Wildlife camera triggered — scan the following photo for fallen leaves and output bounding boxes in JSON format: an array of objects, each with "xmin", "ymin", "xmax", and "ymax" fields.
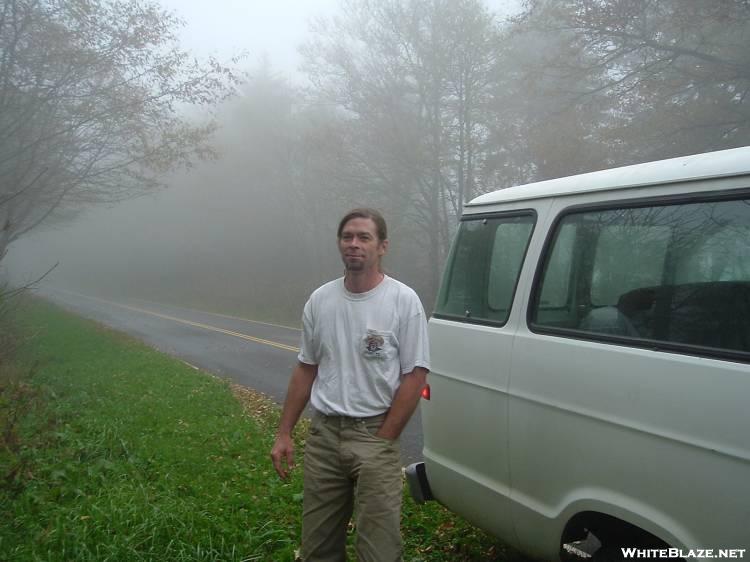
[{"xmin": 230, "ymin": 384, "xmax": 277, "ymax": 425}]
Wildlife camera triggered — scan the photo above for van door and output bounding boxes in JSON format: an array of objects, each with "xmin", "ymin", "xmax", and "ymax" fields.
[{"xmin": 422, "ymin": 211, "xmax": 536, "ymax": 540}]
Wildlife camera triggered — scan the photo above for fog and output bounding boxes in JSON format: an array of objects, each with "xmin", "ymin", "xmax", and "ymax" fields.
[{"xmin": 3, "ymin": 0, "xmax": 749, "ymax": 324}]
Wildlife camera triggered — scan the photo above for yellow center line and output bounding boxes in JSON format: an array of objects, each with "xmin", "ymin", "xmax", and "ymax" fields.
[
  {"xmin": 59, "ymin": 290, "xmax": 300, "ymax": 353},
  {"xmin": 130, "ymin": 297, "xmax": 301, "ymax": 332}
]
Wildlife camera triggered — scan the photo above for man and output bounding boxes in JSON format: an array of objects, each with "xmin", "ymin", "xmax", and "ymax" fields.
[{"xmin": 270, "ymin": 208, "xmax": 430, "ymax": 562}]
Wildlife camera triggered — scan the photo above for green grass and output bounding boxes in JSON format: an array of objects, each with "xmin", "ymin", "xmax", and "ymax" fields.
[{"xmin": 0, "ymin": 297, "xmax": 527, "ymax": 561}]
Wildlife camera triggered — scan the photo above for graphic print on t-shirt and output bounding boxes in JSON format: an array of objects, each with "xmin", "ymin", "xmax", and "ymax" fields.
[{"xmin": 363, "ymin": 329, "xmax": 386, "ymax": 359}]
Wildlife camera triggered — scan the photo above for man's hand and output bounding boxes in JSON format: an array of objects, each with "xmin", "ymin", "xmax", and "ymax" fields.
[
  {"xmin": 270, "ymin": 362, "xmax": 317, "ymax": 480},
  {"xmin": 271, "ymin": 433, "xmax": 295, "ymax": 480}
]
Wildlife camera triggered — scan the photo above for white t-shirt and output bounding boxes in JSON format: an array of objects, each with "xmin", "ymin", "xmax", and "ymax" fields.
[{"xmin": 298, "ymin": 275, "xmax": 431, "ymax": 417}]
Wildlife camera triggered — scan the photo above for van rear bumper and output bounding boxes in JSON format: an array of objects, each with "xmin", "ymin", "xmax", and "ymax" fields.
[{"xmin": 405, "ymin": 462, "xmax": 434, "ymax": 504}]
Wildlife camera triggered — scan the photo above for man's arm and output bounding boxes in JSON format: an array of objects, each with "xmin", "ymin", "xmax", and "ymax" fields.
[
  {"xmin": 376, "ymin": 367, "xmax": 428, "ymax": 441},
  {"xmin": 270, "ymin": 361, "xmax": 318, "ymax": 480}
]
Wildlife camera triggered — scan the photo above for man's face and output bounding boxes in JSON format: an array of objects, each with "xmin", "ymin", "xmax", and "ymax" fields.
[{"xmin": 338, "ymin": 217, "xmax": 388, "ymax": 273}]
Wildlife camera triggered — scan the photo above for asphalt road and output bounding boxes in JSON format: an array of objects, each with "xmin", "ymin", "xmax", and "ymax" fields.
[{"xmin": 38, "ymin": 287, "xmax": 425, "ymax": 465}]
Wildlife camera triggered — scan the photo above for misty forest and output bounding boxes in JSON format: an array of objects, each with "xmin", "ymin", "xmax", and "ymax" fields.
[{"xmin": 2, "ymin": 0, "xmax": 749, "ymax": 323}]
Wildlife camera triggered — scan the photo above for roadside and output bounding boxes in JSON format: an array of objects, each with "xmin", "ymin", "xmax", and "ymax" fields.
[
  {"xmin": 35, "ymin": 286, "xmax": 426, "ymax": 466},
  {"xmin": 0, "ymin": 296, "xmax": 527, "ymax": 561}
]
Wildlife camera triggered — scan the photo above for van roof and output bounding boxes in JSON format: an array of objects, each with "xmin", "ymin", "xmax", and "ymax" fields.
[{"xmin": 467, "ymin": 145, "xmax": 750, "ymax": 208}]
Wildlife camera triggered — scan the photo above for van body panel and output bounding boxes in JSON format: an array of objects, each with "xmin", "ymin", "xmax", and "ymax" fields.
[
  {"xmin": 422, "ymin": 318, "xmax": 515, "ymax": 539},
  {"xmin": 420, "ymin": 452, "xmax": 523, "ymax": 551},
  {"xmin": 509, "ymin": 331, "xmax": 750, "ymax": 553}
]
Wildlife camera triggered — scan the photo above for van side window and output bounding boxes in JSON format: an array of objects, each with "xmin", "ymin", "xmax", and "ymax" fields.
[
  {"xmin": 436, "ymin": 214, "xmax": 535, "ymax": 325},
  {"xmin": 538, "ymin": 223, "xmax": 576, "ymax": 308},
  {"xmin": 531, "ymin": 197, "xmax": 750, "ymax": 356},
  {"xmin": 590, "ymin": 223, "xmax": 670, "ymax": 306}
]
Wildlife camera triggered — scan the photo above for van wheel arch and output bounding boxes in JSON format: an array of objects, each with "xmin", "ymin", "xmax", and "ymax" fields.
[{"xmin": 560, "ymin": 511, "xmax": 672, "ymax": 561}]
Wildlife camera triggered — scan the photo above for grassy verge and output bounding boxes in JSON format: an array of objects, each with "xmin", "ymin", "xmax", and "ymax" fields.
[{"xmin": 0, "ymin": 297, "xmax": 527, "ymax": 561}]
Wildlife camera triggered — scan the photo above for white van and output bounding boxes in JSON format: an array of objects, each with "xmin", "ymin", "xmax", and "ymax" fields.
[{"xmin": 407, "ymin": 147, "xmax": 750, "ymax": 561}]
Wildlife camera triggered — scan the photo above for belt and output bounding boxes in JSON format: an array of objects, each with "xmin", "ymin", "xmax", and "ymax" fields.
[{"xmin": 315, "ymin": 411, "xmax": 388, "ymax": 424}]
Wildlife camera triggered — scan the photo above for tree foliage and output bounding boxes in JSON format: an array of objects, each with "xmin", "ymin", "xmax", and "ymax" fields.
[
  {"xmin": 0, "ymin": 0, "xmax": 239, "ymax": 264},
  {"xmin": 517, "ymin": 0, "xmax": 750, "ymax": 163}
]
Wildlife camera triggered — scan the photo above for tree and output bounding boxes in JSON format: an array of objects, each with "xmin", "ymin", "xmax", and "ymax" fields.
[
  {"xmin": 0, "ymin": 0, "xmax": 239, "ymax": 266},
  {"xmin": 482, "ymin": 14, "xmax": 619, "ymax": 184},
  {"xmin": 301, "ymin": 0, "xmax": 502, "ymax": 300},
  {"xmin": 516, "ymin": 0, "xmax": 750, "ymax": 163}
]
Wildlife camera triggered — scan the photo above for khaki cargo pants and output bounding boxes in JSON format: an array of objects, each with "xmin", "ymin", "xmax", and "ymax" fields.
[{"xmin": 301, "ymin": 411, "xmax": 403, "ymax": 562}]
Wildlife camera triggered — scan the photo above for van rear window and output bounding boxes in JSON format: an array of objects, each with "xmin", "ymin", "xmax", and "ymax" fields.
[
  {"xmin": 531, "ymin": 196, "xmax": 750, "ymax": 357},
  {"xmin": 435, "ymin": 214, "xmax": 535, "ymax": 325}
]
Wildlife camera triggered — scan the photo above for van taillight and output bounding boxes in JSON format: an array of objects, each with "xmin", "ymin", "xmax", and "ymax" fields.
[{"xmin": 421, "ymin": 384, "xmax": 431, "ymax": 400}]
